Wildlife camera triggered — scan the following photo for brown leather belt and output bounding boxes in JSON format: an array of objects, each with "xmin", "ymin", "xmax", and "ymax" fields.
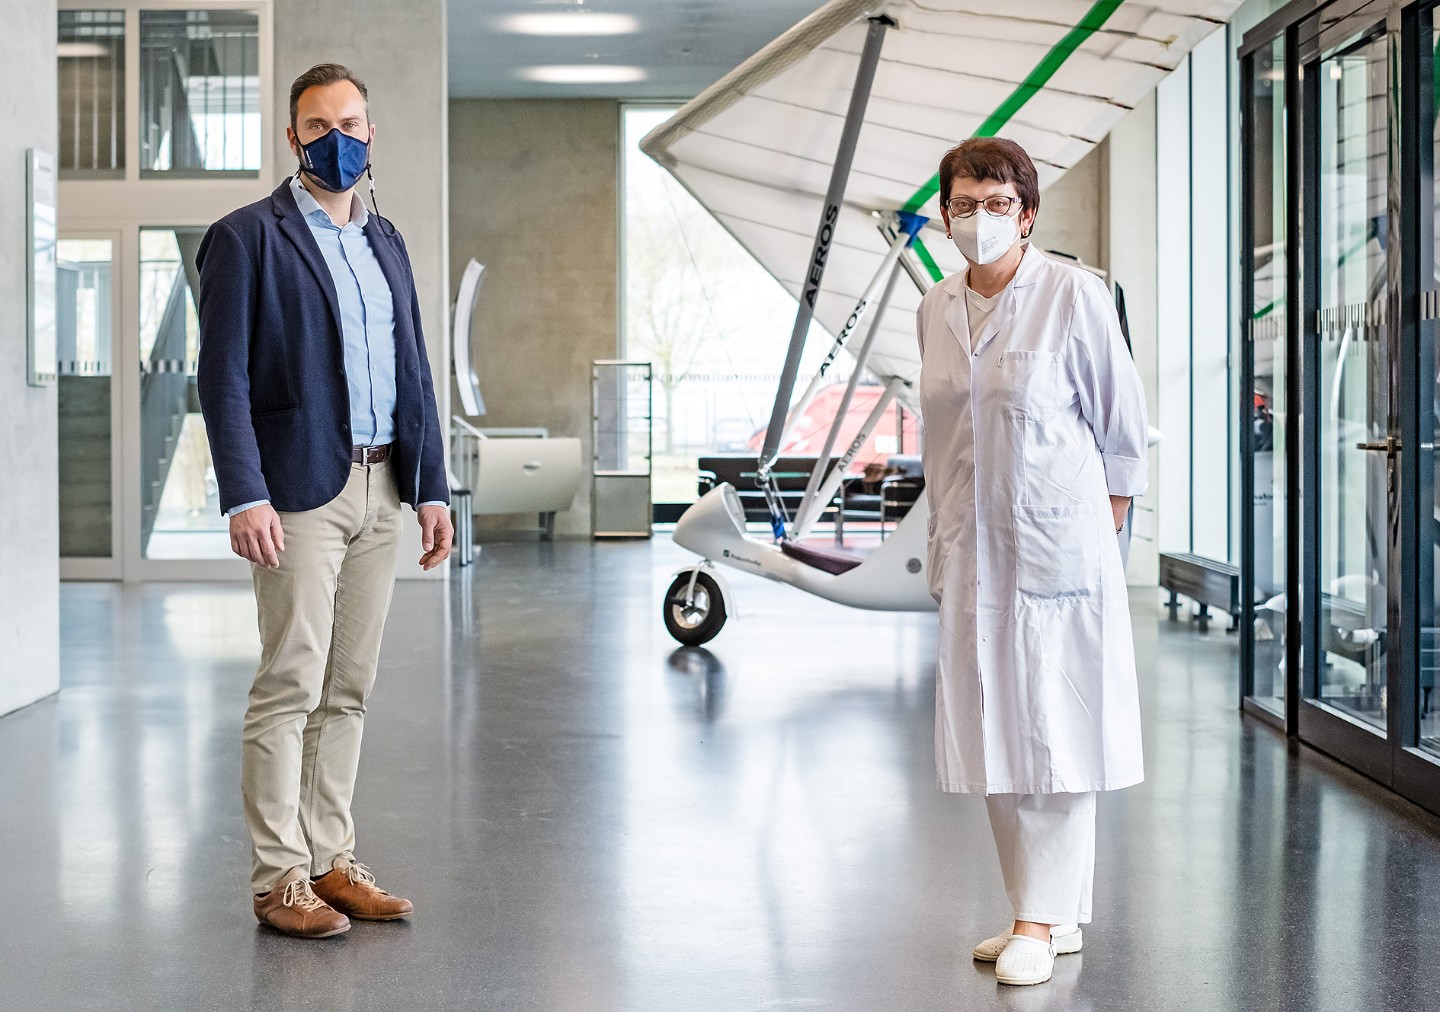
[{"xmin": 352, "ymin": 444, "xmax": 392, "ymax": 464}]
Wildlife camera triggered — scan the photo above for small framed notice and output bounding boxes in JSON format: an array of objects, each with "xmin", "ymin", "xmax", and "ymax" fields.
[{"xmin": 27, "ymin": 149, "xmax": 57, "ymax": 387}]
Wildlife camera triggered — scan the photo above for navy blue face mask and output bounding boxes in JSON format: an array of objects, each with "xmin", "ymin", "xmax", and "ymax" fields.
[{"xmin": 297, "ymin": 127, "xmax": 370, "ymax": 192}]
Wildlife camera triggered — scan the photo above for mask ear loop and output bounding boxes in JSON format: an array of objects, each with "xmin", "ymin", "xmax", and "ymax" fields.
[{"xmin": 366, "ymin": 165, "xmax": 396, "ymax": 235}]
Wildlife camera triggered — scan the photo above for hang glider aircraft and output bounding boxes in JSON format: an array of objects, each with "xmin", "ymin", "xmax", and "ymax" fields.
[{"xmin": 645, "ymin": 0, "xmax": 1240, "ymax": 645}]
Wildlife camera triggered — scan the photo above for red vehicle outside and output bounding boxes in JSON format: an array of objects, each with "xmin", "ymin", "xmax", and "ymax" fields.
[{"xmin": 747, "ymin": 385, "xmax": 919, "ymax": 474}]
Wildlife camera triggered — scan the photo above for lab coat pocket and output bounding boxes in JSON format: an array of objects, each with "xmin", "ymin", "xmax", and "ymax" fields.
[
  {"xmin": 1011, "ymin": 503, "xmax": 1099, "ymax": 600},
  {"xmin": 997, "ymin": 350, "xmax": 1063, "ymax": 419}
]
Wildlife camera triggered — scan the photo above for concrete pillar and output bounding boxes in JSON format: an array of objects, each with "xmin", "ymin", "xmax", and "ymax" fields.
[
  {"xmin": 273, "ymin": 0, "xmax": 450, "ymax": 577},
  {"xmin": 448, "ymin": 99, "xmax": 621, "ymax": 538},
  {"xmin": 0, "ymin": 0, "xmax": 61, "ymax": 715},
  {"xmin": 1030, "ymin": 144, "xmax": 1105, "ymax": 271}
]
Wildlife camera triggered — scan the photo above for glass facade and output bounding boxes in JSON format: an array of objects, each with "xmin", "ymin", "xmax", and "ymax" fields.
[
  {"xmin": 1420, "ymin": 21, "xmax": 1440, "ymax": 757},
  {"xmin": 1242, "ymin": 0, "xmax": 1440, "ymax": 814}
]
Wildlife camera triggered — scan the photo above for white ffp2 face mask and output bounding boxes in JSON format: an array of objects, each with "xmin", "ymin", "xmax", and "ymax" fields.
[{"xmin": 950, "ymin": 211, "xmax": 1021, "ymax": 266}]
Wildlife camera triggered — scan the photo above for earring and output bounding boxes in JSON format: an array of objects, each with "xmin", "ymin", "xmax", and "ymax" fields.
[{"xmin": 946, "ymin": 232, "xmax": 952, "ymax": 239}]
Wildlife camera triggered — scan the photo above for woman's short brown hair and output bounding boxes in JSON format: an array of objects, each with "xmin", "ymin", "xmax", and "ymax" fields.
[{"xmin": 937, "ymin": 138, "xmax": 1040, "ymax": 215}]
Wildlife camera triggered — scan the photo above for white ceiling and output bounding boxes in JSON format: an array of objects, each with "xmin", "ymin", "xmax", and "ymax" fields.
[{"xmin": 447, "ymin": 0, "xmax": 830, "ymax": 99}]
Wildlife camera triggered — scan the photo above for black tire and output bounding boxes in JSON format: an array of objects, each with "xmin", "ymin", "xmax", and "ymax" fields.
[{"xmin": 663, "ymin": 571, "xmax": 727, "ymax": 646}]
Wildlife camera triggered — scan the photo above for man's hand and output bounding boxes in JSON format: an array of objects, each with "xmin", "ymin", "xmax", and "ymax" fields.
[
  {"xmin": 231, "ymin": 504, "xmax": 285, "ymax": 568},
  {"xmin": 1110, "ymin": 495, "xmax": 1132, "ymax": 533},
  {"xmin": 418, "ymin": 504, "xmax": 453, "ymax": 571}
]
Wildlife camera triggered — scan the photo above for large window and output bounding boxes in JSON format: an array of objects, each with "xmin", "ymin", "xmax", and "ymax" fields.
[
  {"xmin": 623, "ymin": 106, "xmax": 912, "ymax": 511},
  {"xmin": 58, "ymin": 10, "xmax": 126, "ymax": 176},
  {"xmin": 58, "ymin": 7, "xmax": 262, "ymax": 179},
  {"xmin": 139, "ymin": 9, "xmax": 261, "ymax": 175},
  {"xmin": 58, "ymin": 3, "xmax": 270, "ymax": 578}
]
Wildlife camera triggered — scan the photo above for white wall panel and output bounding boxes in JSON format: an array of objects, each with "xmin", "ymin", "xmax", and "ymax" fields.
[
  {"xmin": 1156, "ymin": 59, "xmax": 1193, "ymax": 555},
  {"xmin": 1107, "ymin": 94, "xmax": 1160, "ymax": 586},
  {"xmin": 1190, "ymin": 29, "xmax": 1232, "ymax": 561}
]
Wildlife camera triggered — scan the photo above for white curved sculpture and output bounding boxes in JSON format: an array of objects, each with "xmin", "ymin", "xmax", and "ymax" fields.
[{"xmin": 453, "ymin": 258, "xmax": 486, "ymax": 417}]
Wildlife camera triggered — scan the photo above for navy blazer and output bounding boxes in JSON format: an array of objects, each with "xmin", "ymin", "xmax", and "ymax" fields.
[{"xmin": 196, "ymin": 179, "xmax": 448, "ymax": 514}]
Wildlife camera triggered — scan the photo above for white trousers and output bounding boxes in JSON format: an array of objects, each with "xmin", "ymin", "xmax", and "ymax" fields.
[{"xmin": 985, "ymin": 791, "xmax": 1096, "ymax": 926}]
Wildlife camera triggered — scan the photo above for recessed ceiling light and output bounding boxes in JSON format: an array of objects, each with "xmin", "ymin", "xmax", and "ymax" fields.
[
  {"xmin": 497, "ymin": 12, "xmax": 640, "ymax": 36},
  {"xmin": 518, "ymin": 65, "xmax": 648, "ymax": 84}
]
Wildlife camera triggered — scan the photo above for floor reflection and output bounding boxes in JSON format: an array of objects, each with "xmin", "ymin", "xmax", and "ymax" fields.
[
  {"xmin": 665, "ymin": 646, "xmax": 727, "ymax": 723},
  {"xmin": 4, "ymin": 543, "xmax": 1440, "ymax": 1008}
]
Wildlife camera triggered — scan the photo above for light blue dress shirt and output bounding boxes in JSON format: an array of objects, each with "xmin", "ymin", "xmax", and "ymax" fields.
[
  {"xmin": 230, "ymin": 177, "xmax": 442, "ymax": 515},
  {"xmin": 292, "ymin": 174, "xmax": 397, "ymax": 447}
]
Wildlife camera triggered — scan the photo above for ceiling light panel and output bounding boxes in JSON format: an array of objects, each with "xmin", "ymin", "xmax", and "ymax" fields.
[
  {"xmin": 518, "ymin": 65, "xmax": 648, "ymax": 84},
  {"xmin": 497, "ymin": 12, "xmax": 640, "ymax": 36}
]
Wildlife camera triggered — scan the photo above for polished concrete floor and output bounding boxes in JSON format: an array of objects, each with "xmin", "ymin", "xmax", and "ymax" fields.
[{"xmin": 5, "ymin": 540, "xmax": 1440, "ymax": 1010}]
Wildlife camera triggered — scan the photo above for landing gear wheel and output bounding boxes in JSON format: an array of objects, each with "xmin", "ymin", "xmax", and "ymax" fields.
[{"xmin": 664, "ymin": 571, "xmax": 727, "ymax": 646}]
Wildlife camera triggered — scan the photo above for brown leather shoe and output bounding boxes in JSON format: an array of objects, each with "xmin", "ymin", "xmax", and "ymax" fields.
[
  {"xmin": 253, "ymin": 870, "xmax": 350, "ymax": 938},
  {"xmin": 311, "ymin": 855, "xmax": 414, "ymax": 921}
]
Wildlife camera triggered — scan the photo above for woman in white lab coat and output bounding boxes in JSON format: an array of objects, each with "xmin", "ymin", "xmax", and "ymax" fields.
[{"xmin": 915, "ymin": 138, "xmax": 1149, "ymax": 987}]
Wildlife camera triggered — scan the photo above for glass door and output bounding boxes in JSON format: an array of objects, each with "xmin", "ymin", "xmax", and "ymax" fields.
[
  {"xmin": 137, "ymin": 226, "xmax": 232, "ymax": 561},
  {"xmin": 1242, "ymin": 34, "xmax": 1291, "ymax": 721},
  {"xmin": 1296, "ymin": 19, "xmax": 1397, "ymax": 783},
  {"xmin": 57, "ymin": 233, "xmax": 121, "ymax": 579},
  {"xmin": 1396, "ymin": 3, "xmax": 1440, "ymax": 807},
  {"xmin": 1310, "ymin": 29, "xmax": 1391, "ymax": 731}
]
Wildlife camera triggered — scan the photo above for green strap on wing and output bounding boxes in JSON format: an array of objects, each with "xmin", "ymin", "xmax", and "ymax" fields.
[{"xmin": 901, "ymin": 0, "xmax": 1128, "ymax": 282}]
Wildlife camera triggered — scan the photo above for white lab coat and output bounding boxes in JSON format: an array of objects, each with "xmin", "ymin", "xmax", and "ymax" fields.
[{"xmin": 916, "ymin": 245, "xmax": 1148, "ymax": 795}]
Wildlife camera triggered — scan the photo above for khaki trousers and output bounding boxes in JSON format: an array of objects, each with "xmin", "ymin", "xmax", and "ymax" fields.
[
  {"xmin": 985, "ymin": 791, "xmax": 1097, "ymax": 926},
  {"xmin": 242, "ymin": 460, "xmax": 402, "ymax": 893}
]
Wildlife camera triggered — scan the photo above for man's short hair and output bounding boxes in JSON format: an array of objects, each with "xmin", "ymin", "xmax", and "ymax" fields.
[
  {"xmin": 937, "ymin": 137, "xmax": 1040, "ymax": 216},
  {"xmin": 289, "ymin": 63, "xmax": 368, "ymax": 131}
]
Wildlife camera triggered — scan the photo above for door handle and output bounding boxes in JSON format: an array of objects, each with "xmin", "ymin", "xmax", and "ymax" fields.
[{"xmin": 1356, "ymin": 436, "xmax": 1401, "ymax": 454}]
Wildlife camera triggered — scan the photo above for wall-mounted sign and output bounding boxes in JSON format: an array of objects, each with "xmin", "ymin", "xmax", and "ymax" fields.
[{"xmin": 28, "ymin": 149, "xmax": 57, "ymax": 387}]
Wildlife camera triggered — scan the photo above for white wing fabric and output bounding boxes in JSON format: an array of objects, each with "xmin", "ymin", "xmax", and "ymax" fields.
[{"xmin": 641, "ymin": 0, "xmax": 1241, "ymax": 409}]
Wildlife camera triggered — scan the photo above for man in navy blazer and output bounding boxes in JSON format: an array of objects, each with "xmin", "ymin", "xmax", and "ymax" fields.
[{"xmin": 197, "ymin": 63, "xmax": 452, "ymax": 939}]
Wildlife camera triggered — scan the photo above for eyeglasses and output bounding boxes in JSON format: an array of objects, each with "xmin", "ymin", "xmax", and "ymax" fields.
[{"xmin": 945, "ymin": 195, "xmax": 1023, "ymax": 219}]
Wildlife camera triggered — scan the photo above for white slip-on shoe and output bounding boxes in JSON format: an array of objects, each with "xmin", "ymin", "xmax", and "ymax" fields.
[
  {"xmin": 994, "ymin": 934, "xmax": 1055, "ymax": 986},
  {"xmin": 973, "ymin": 925, "xmax": 1082, "ymax": 962}
]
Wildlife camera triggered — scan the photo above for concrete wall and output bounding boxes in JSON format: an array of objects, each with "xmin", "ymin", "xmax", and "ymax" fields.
[
  {"xmin": 448, "ymin": 99, "xmax": 621, "ymax": 538},
  {"xmin": 1030, "ymin": 144, "xmax": 1104, "ymax": 271},
  {"xmin": 0, "ymin": 0, "xmax": 60, "ymax": 715},
  {"xmin": 1027, "ymin": 135, "xmax": 1157, "ymax": 586},
  {"xmin": 273, "ymin": 0, "xmax": 450, "ymax": 576}
]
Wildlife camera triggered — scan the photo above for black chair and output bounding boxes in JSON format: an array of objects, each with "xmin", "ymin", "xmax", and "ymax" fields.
[
  {"xmin": 696, "ymin": 455, "xmax": 841, "ymax": 525},
  {"xmin": 837, "ymin": 455, "xmax": 924, "ymax": 543}
]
